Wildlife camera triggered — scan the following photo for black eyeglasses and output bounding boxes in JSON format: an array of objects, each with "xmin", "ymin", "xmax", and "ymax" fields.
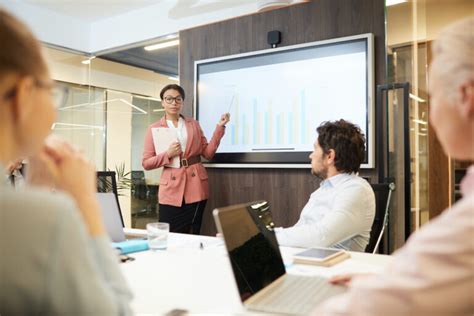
[
  {"xmin": 163, "ymin": 96, "xmax": 183, "ymax": 104},
  {"xmin": 51, "ymin": 85, "xmax": 69, "ymax": 109},
  {"xmin": 2, "ymin": 79, "xmax": 69, "ymax": 109}
]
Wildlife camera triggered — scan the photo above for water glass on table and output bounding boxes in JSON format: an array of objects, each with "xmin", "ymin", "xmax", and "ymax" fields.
[{"xmin": 147, "ymin": 222, "xmax": 169, "ymax": 251}]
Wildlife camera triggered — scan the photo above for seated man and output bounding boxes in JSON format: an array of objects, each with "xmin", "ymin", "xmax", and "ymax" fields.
[{"xmin": 275, "ymin": 120, "xmax": 375, "ymax": 252}]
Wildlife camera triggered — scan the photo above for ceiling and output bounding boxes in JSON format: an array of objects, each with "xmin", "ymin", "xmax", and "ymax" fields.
[
  {"xmin": 22, "ymin": 0, "xmax": 164, "ymax": 22},
  {"xmin": 11, "ymin": 0, "xmax": 307, "ymax": 76},
  {"xmin": 100, "ymin": 45, "xmax": 179, "ymax": 77},
  {"xmin": 20, "ymin": 0, "xmax": 256, "ymax": 22},
  {"xmin": 14, "ymin": 0, "xmax": 254, "ymax": 75}
]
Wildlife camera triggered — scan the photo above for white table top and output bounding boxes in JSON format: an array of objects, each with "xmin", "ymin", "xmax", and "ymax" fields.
[{"xmin": 120, "ymin": 231, "xmax": 392, "ymax": 315}]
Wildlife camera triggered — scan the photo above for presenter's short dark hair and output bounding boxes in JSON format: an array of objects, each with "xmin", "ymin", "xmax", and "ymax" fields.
[
  {"xmin": 160, "ymin": 84, "xmax": 185, "ymax": 100},
  {"xmin": 317, "ymin": 119, "xmax": 365, "ymax": 173}
]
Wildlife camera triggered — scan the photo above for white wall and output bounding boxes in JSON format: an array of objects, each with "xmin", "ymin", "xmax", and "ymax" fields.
[
  {"xmin": 107, "ymin": 91, "xmax": 133, "ymax": 228},
  {"xmin": 0, "ymin": 1, "xmax": 90, "ymax": 52},
  {"xmin": 1, "ymin": 0, "xmax": 258, "ymax": 53}
]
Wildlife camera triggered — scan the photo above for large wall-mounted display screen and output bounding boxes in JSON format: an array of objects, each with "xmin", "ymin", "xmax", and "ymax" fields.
[{"xmin": 195, "ymin": 34, "xmax": 374, "ymax": 168}]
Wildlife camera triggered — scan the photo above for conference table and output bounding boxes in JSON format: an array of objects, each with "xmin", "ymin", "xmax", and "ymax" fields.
[{"xmin": 121, "ymin": 229, "xmax": 393, "ymax": 315}]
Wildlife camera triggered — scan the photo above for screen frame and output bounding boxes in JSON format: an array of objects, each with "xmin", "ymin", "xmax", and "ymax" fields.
[{"xmin": 194, "ymin": 33, "xmax": 375, "ymax": 169}]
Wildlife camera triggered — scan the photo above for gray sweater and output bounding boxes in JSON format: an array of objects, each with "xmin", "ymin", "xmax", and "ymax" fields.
[{"xmin": 0, "ymin": 171, "xmax": 133, "ymax": 315}]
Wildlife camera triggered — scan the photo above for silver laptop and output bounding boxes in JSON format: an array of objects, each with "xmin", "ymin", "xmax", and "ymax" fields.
[
  {"xmin": 213, "ymin": 201, "xmax": 346, "ymax": 315},
  {"xmin": 96, "ymin": 193, "xmax": 126, "ymax": 242}
]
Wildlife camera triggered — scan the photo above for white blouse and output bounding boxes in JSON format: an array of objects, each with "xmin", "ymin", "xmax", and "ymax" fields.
[{"xmin": 166, "ymin": 117, "xmax": 188, "ymax": 154}]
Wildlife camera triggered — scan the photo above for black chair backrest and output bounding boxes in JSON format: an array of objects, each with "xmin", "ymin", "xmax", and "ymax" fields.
[
  {"xmin": 365, "ymin": 183, "xmax": 391, "ymax": 254},
  {"xmin": 131, "ymin": 170, "xmax": 145, "ymax": 181},
  {"xmin": 97, "ymin": 171, "xmax": 124, "ymax": 227}
]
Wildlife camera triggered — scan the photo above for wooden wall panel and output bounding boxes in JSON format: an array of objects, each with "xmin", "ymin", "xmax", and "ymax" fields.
[
  {"xmin": 179, "ymin": 0, "xmax": 386, "ymax": 235},
  {"xmin": 426, "ymin": 41, "xmax": 451, "ymax": 219}
]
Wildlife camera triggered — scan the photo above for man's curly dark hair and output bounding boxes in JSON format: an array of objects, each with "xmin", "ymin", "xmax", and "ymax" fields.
[{"xmin": 316, "ymin": 119, "xmax": 366, "ymax": 173}]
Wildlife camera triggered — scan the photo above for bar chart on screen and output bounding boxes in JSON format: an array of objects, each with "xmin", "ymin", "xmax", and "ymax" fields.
[
  {"xmin": 196, "ymin": 38, "xmax": 370, "ymax": 158},
  {"xmin": 223, "ymin": 90, "xmax": 314, "ymax": 152}
]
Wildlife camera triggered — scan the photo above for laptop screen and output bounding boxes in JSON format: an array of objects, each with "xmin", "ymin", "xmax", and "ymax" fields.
[
  {"xmin": 96, "ymin": 193, "xmax": 126, "ymax": 242},
  {"xmin": 214, "ymin": 201, "xmax": 286, "ymax": 302}
]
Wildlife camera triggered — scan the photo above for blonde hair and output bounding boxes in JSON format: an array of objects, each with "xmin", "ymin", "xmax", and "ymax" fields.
[
  {"xmin": 0, "ymin": 9, "xmax": 47, "ymax": 78},
  {"xmin": 430, "ymin": 17, "xmax": 474, "ymax": 103}
]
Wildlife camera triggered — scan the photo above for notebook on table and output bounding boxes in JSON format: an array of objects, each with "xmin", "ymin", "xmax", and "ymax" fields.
[{"xmin": 213, "ymin": 201, "xmax": 346, "ymax": 315}]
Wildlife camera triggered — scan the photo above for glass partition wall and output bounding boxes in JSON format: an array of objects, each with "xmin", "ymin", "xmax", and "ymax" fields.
[
  {"xmin": 130, "ymin": 96, "xmax": 165, "ymax": 228},
  {"xmin": 44, "ymin": 46, "xmax": 174, "ymax": 228},
  {"xmin": 385, "ymin": 0, "xmax": 473, "ymax": 251},
  {"xmin": 54, "ymin": 82, "xmax": 106, "ymax": 170}
]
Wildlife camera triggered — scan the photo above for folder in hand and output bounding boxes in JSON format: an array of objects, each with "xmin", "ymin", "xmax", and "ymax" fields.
[{"xmin": 151, "ymin": 128, "xmax": 180, "ymax": 168}]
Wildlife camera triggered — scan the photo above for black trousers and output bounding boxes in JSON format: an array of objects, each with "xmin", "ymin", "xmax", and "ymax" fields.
[{"xmin": 159, "ymin": 200, "xmax": 207, "ymax": 234}]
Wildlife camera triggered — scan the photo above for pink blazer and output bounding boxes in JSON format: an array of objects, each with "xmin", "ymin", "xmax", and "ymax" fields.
[{"xmin": 142, "ymin": 116, "xmax": 225, "ymax": 207}]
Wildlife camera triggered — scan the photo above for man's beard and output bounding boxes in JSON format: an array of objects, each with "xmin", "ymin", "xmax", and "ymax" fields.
[{"xmin": 311, "ymin": 166, "xmax": 328, "ymax": 180}]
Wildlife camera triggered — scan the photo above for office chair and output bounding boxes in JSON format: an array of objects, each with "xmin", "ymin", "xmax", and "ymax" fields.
[
  {"xmin": 131, "ymin": 170, "xmax": 147, "ymax": 200},
  {"xmin": 365, "ymin": 182, "xmax": 396, "ymax": 254},
  {"xmin": 97, "ymin": 171, "xmax": 125, "ymax": 227}
]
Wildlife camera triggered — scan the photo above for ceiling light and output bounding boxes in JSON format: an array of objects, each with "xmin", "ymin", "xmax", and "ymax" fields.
[
  {"xmin": 257, "ymin": 0, "xmax": 291, "ymax": 12},
  {"xmin": 409, "ymin": 93, "xmax": 426, "ymax": 103},
  {"xmin": 59, "ymin": 98, "xmax": 147, "ymax": 114},
  {"xmin": 168, "ymin": 76, "xmax": 179, "ymax": 81},
  {"xmin": 133, "ymin": 95, "xmax": 161, "ymax": 102},
  {"xmin": 52, "ymin": 122, "xmax": 104, "ymax": 130},
  {"xmin": 386, "ymin": 0, "xmax": 407, "ymax": 6},
  {"xmin": 412, "ymin": 119, "xmax": 428, "ymax": 125},
  {"xmin": 81, "ymin": 56, "xmax": 95, "ymax": 65},
  {"xmin": 144, "ymin": 40, "xmax": 179, "ymax": 51},
  {"xmin": 165, "ymin": 34, "xmax": 178, "ymax": 40}
]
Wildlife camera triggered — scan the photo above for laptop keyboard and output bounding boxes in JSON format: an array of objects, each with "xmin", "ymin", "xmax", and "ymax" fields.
[{"xmin": 247, "ymin": 274, "xmax": 345, "ymax": 315}]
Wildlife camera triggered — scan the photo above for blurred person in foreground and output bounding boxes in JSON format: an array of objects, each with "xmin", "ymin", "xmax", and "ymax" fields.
[
  {"xmin": 0, "ymin": 9, "xmax": 133, "ymax": 315},
  {"xmin": 314, "ymin": 17, "xmax": 474, "ymax": 316}
]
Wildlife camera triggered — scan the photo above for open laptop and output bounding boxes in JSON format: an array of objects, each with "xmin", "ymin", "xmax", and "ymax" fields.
[
  {"xmin": 213, "ymin": 201, "xmax": 346, "ymax": 315},
  {"xmin": 96, "ymin": 192, "xmax": 126, "ymax": 242}
]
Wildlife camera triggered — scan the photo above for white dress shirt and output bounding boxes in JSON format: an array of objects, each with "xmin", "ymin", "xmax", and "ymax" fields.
[
  {"xmin": 5, "ymin": 167, "xmax": 25, "ymax": 189},
  {"xmin": 275, "ymin": 173, "xmax": 375, "ymax": 252},
  {"xmin": 315, "ymin": 166, "xmax": 474, "ymax": 316},
  {"xmin": 167, "ymin": 116, "xmax": 188, "ymax": 154}
]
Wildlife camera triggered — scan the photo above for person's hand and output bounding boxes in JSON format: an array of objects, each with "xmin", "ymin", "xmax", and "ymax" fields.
[
  {"xmin": 218, "ymin": 113, "xmax": 230, "ymax": 126},
  {"xmin": 328, "ymin": 272, "xmax": 373, "ymax": 287},
  {"xmin": 29, "ymin": 135, "xmax": 105, "ymax": 236},
  {"xmin": 167, "ymin": 141, "xmax": 182, "ymax": 158},
  {"xmin": 26, "ymin": 155, "xmax": 57, "ymax": 188},
  {"xmin": 6, "ymin": 159, "xmax": 23, "ymax": 174},
  {"xmin": 40, "ymin": 136, "xmax": 97, "ymax": 199}
]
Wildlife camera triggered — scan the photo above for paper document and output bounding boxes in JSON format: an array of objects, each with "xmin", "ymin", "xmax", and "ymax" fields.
[{"xmin": 151, "ymin": 128, "xmax": 180, "ymax": 168}]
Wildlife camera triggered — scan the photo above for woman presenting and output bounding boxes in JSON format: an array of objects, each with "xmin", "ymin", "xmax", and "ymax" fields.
[{"xmin": 142, "ymin": 84, "xmax": 230, "ymax": 234}]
